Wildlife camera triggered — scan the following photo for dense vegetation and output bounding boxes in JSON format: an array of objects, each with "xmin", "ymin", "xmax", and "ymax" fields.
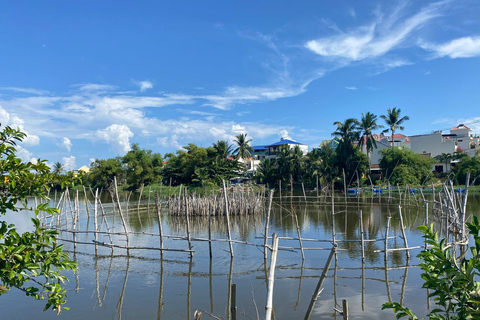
[
  {"xmin": 77, "ymin": 108, "xmax": 480, "ymax": 190},
  {"xmin": 0, "ymin": 124, "xmax": 76, "ymax": 313}
]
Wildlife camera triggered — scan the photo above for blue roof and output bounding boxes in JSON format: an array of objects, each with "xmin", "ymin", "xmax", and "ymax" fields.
[
  {"xmin": 268, "ymin": 139, "xmax": 303, "ymax": 147},
  {"xmin": 252, "ymin": 145, "xmax": 269, "ymax": 150}
]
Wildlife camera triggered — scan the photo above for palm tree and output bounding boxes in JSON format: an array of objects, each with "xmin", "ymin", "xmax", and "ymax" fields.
[
  {"xmin": 233, "ymin": 133, "xmax": 253, "ymax": 160},
  {"xmin": 52, "ymin": 162, "xmax": 64, "ymax": 175},
  {"xmin": 332, "ymin": 118, "xmax": 360, "ymax": 158},
  {"xmin": 357, "ymin": 112, "xmax": 383, "ymax": 175},
  {"xmin": 380, "ymin": 107, "xmax": 410, "ymax": 155},
  {"xmin": 213, "ymin": 140, "xmax": 233, "ymax": 159},
  {"xmin": 434, "ymin": 153, "xmax": 453, "ymax": 173}
]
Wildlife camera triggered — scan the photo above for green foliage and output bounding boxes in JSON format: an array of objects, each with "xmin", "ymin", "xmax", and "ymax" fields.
[
  {"xmin": 454, "ymin": 156, "xmax": 480, "ymax": 186},
  {"xmin": 122, "ymin": 143, "xmax": 163, "ymax": 189},
  {"xmin": 382, "ymin": 218, "xmax": 480, "ymax": 319},
  {"xmin": 233, "ymin": 133, "xmax": 253, "ymax": 160},
  {"xmin": 255, "ymin": 158, "xmax": 279, "ymax": 185},
  {"xmin": 88, "ymin": 157, "xmax": 123, "ymax": 188},
  {"xmin": 0, "ymin": 124, "xmax": 76, "ymax": 313},
  {"xmin": 379, "ymin": 147, "xmax": 434, "ymax": 185}
]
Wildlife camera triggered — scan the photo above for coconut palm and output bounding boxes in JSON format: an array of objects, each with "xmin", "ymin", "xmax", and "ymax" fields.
[
  {"xmin": 357, "ymin": 112, "xmax": 383, "ymax": 175},
  {"xmin": 434, "ymin": 153, "xmax": 453, "ymax": 173},
  {"xmin": 332, "ymin": 118, "xmax": 360, "ymax": 158},
  {"xmin": 380, "ymin": 107, "xmax": 410, "ymax": 155},
  {"xmin": 52, "ymin": 162, "xmax": 64, "ymax": 175},
  {"xmin": 233, "ymin": 133, "xmax": 253, "ymax": 160},
  {"xmin": 213, "ymin": 140, "xmax": 233, "ymax": 159}
]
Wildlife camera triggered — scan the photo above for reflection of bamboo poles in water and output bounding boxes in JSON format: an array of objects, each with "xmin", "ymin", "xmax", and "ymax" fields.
[
  {"xmin": 209, "ymin": 258, "xmax": 214, "ymax": 313},
  {"xmin": 187, "ymin": 256, "xmax": 193, "ymax": 320},
  {"xmin": 294, "ymin": 260, "xmax": 305, "ymax": 310},
  {"xmin": 116, "ymin": 257, "xmax": 130, "ymax": 320},
  {"xmin": 400, "ymin": 259, "xmax": 409, "ymax": 306},
  {"xmin": 359, "ymin": 210, "xmax": 365, "ymax": 311},
  {"xmin": 157, "ymin": 258, "xmax": 164, "ymax": 320},
  {"xmin": 102, "ymin": 251, "xmax": 114, "ymax": 303},
  {"xmin": 227, "ymin": 258, "xmax": 234, "ymax": 320}
]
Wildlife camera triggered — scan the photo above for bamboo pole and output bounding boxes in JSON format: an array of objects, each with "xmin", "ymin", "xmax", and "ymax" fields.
[
  {"xmin": 398, "ymin": 205, "xmax": 410, "ymax": 259},
  {"xmin": 264, "ymin": 190, "xmax": 274, "ymax": 260},
  {"xmin": 94, "ymin": 189, "xmax": 99, "ymax": 254},
  {"xmin": 222, "ymin": 180, "xmax": 234, "ymax": 258},
  {"xmin": 302, "ymin": 183, "xmax": 307, "ymax": 202},
  {"xmin": 154, "ymin": 192, "xmax": 164, "ymax": 256},
  {"xmin": 342, "ymin": 299, "xmax": 349, "ymax": 320},
  {"xmin": 184, "ymin": 187, "xmax": 193, "ymax": 257},
  {"xmin": 83, "ymin": 186, "xmax": 90, "ymax": 218},
  {"xmin": 359, "ymin": 210, "xmax": 365, "ymax": 264},
  {"xmin": 304, "ymin": 244, "xmax": 337, "ymax": 320},
  {"xmin": 384, "ymin": 216, "xmax": 391, "ymax": 261},
  {"xmin": 460, "ymin": 172, "xmax": 470, "ymax": 240},
  {"xmin": 293, "ymin": 208, "xmax": 305, "ymax": 260},
  {"xmin": 265, "ymin": 233, "xmax": 279, "ymax": 320},
  {"xmin": 113, "ymin": 176, "xmax": 130, "ymax": 254}
]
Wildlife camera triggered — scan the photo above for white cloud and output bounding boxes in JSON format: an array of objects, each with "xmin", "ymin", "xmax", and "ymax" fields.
[
  {"xmin": 22, "ymin": 134, "xmax": 40, "ymax": 146},
  {"xmin": 96, "ymin": 124, "xmax": 134, "ymax": 155},
  {"xmin": 345, "ymin": 86, "xmax": 358, "ymax": 90},
  {"xmin": 421, "ymin": 36, "xmax": 480, "ymax": 58},
  {"xmin": 62, "ymin": 156, "xmax": 76, "ymax": 171},
  {"xmin": 61, "ymin": 137, "xmax": 72, "ymax": 152},
  {"xmin": 231, "ymin": 124, "xmax": 246, "ymax": 134},
  {"xmin": 306, "ymin": 1, "xmax": 443, "ymax": 62},
  {"xmin": 89, "ymin": 158, "xmax": 96, "ymax": 165},
  {"xmin": 157, "ymin": 135, "xmax": 181, "ymax": 149},
  {"xmin": 136, "ymin": 80, "xmax": 153, "ymax": 92},
  {"xmin": 16, "ymin": 146, "xmax": 34, "ymax": 163},
  {"xmin": 0, "ymin": 106, "xmax": 10, "ymax": 125},
  {"xmin": 75, "ymin": 83, "xmax": 118, "ymax": 92},
  {"xmin": 278, "ymin": 129, "xmax": 292, "ymax": 140}
]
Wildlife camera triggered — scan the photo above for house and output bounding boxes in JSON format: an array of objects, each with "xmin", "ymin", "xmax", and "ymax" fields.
[
  {"xmin": 409, "ymin": 124, "xmax": 480, "ymax": 173},
  {"xmin": 265, "ymin": 138, "xmax": 309, "ymax": 157},
  {"xmin": 250, "ymin": 138, "xmax": 308, "ymax": 172}
]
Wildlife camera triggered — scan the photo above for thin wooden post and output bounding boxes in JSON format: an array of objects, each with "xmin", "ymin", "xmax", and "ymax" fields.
[
  {"xmin": 359, "ymin": 210, "xmax": 365, "ymax": 264},
  {"xmin": 342, "ymin": 299, "xmax": 349, "ymax": 320},
  {"xmin": 230, "ymin": 283, "xmax": 237, "ymax": 320},
  {"xmin": 304, "ymin": 244, "xmax": 337, "ymax": 320},
  {"xmin": 398, "ymin": 205, "xmax": 410, "ymax": 259},
  {"xmin": 331, "ymin": 184, "xmax": 336, "ymax": 245},
  {"xmin": 384, "ymin": 216, "xmax": 391, "ymax": 262},
  {"xmin": 279, "ymin": 180, "xmax": 282, "ymax": 202},
  {"xmin": 316, "ymin": 175, "xmax": 319, "ymax": 199},
  {"xmin": 184, "ymin": 187, "xmax": 193, "ymax": 257},
  {"xmin": 265, "ymin": 233, "xmax": 279, "ymax": 320},
  {"xmin": 83, "ymin": 186, "xmax": 90, "ymax": 218},
  {"xmin": 154, "ymin": 192, "xmax": 164, "ymax": 256},
  {"xmin": 94, "ymin": 189, "xmax": 98, "ymax": 254},
  {"xmin": 222, "ymin": 180, "xmax": 234, "ymax": 258},
  {"xmin": 302, "ymin": 183, "xmax": 307, "ymax": 201},
  {"xmin": 293, "ymin": 208, "xmax": 305, "ymax": 261},
  {"xmin": 113, "ymin": 176, "xmax": 130, "ymax": 254},
  {"xmin": 460, "ymin": 172, "xmax": 470, "ymax": 240},
  {"xmin": 264, "ymin": 190, "xmax": 274, "ymax": 260}
]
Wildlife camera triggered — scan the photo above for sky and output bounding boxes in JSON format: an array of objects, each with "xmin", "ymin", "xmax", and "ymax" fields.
[{"xmin": 1, "ymin": 0, "xmax": 480, "ymax": 170}]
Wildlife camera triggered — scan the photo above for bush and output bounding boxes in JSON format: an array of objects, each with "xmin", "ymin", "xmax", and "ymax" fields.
[{"xmin": 382, "ymin": 217, "xmax": 480, "ymax": 319}]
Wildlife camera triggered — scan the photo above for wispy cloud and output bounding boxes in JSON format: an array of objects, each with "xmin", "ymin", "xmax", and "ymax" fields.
[
  {"xmin": 305, "ymin": 1, "xmax": 445, "ymax": 62},
  {"xmin": 61, "ymin": 137, "xmax": 72, "ymax": 152},
  {"xmin": 74, "ymin": 83, "xmax": 118, "ymax": 92},
  {"xmin": 345, "ymin": 86, "xmax": 358, "ymax": 90},
  {"xmin": 0, "ymin": 87, "xmax": 50, "ymax": 95},
  {"xmin": 420, "ymin": 36, "xmax": 480, "ymax": 58}
]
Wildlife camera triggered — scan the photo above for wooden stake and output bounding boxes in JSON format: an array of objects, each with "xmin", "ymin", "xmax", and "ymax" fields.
[
  {"xmin": 154, "ymin": 192, "xmax": 164, "ymax": 256},
  {"xmin": 384, "ymin": 216, "xmax": 391, "ymax": 262},
  {"xmin": 113, "ymin": 176, "xmax": 130, "ymax": 254},
  {"xmin": 398, "ymin": 205, "xmax": 410, "ymax": 259},
  {"xmin": 304, "ymin": 244, "xmax": 337, "ymax": 320},
  {"xmin": 264, "ymin": 189, "xmax": 274, "ymax": 260},
  {"xmin": 342, "ymin": 299, "xmax": 349, "ymax": 320},
  {"xmin": 222, "ymin": 180, "xmax": 234, "ymax": 258},
  {"xmin": 184, "ymin": 187, "xmax": 193, "ymax": 257},
  {"xmin": 265, "ymin": 233, "xmax": 279, "ymax": 320}
]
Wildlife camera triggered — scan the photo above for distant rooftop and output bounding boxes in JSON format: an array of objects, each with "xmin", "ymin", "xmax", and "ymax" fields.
[{"xmin": 268, "ymin": 138, "xmax": 305, "ymax": 147}]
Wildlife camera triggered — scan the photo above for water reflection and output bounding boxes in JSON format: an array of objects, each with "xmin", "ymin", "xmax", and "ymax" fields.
[{"xmin": 3, "ymin": 190, "xmax": 480, "ymax": 319}]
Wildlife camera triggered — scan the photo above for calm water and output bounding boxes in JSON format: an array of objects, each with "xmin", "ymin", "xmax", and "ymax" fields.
[{"xmin": 2, "ymin": 191, "xmax": 480, "ymax": 319}]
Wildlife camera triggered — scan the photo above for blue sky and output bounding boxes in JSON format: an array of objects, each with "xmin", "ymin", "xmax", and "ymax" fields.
[{"xmin": 1, "ymin": 0, "xmax": 480, "ymax": 170}]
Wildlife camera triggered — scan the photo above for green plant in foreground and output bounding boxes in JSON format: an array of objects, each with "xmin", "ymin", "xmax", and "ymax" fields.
[
  {"xmin": 382, "ymin": 217, "xmax": 480, "ymax": 319},
  {"xmin": 0, "ymin": 124, "xmax": 76, "ymax": 314}
]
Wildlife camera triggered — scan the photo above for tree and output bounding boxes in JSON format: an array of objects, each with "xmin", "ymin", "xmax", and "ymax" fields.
[
  {"xmin": 51, "ymin": 162, "xmax": 64, "ymax": 175},
  {"xmin": 380, "ymin": 107, "xmax": 409, "ymax": 155},
  {"xmin": 379, "ymin": 147, "xmax": 434, "ymax": 185},
  {"xmin": 122, "ymin": 143, "xmax": 163, "ymax": 189},
  {"xmin": 454, "ymin": 155, "xmax": 480, "ymax": 185},
  {"xmin": 89, "ymin": 157, "xmax": 124, "ymax": 188},
  {"xmin": 332, "ymin": 118, "xmax": 359, "ymax": 159},
  {"xmin": 233, "ymin": 133, "xmax": 253, "ymax": 160},
  {"xmin": 357, "ymin": 112, "xmax": 383, "ymax": 175},
  {"xmin": 212, "ymin": 140, "xmax": 233, "ymax": 159},
  {"xmin": 0, "ymin": 125, "xmax": 76, "ymax": 313},
  {"xmin": 255, "ymin": 158, "xmax": 278, "ymax": 185}
]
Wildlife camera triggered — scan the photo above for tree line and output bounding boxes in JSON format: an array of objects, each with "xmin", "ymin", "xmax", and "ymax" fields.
[{"xmin": 68, "ymin": 107, "xmax": 480, "ymax": 190}]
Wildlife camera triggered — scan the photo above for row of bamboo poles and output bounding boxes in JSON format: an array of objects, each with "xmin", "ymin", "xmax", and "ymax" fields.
[{"xmin": 37, "ymin": 174, "xmax": 473, "ymax": 320}]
